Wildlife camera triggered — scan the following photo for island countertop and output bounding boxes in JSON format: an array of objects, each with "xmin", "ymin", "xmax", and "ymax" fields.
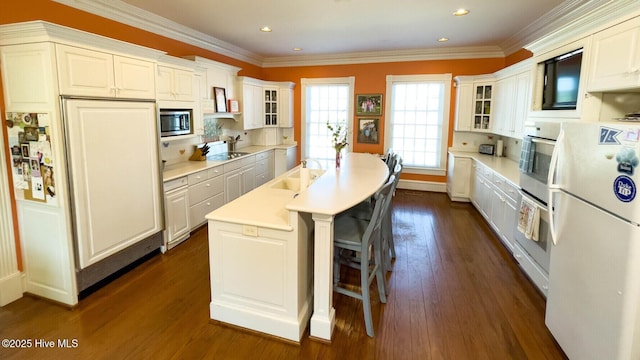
[{"xmin": 286, "ymin": 152, "xmax": 389, "ymax": 215}]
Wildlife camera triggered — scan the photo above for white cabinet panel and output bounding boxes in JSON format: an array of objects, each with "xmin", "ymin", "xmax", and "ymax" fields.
[
  {"xmin": 65, "ymin": 100, "xmax": 162, "ymax": 268},
  {"xmin": 588, "ymin": 16, "xmax": 640, "ymax": 92},
  {"xmin": 157, "ymin": 65, "xmax": 194, "ymax": 101},
  {"xmin": 56, "ymin": 44, "xmax": 155, "ymax": 99},
  {"xmin": 0, "ymin": 43, "xmax": 58, "ymax": 111},
  {"xmin": 165, "ymin": 186, "xmax": 190, "ymax": 247},
  {"xmin": 446, "ymin": 153, "xmax": 472, "ymax": 201}
]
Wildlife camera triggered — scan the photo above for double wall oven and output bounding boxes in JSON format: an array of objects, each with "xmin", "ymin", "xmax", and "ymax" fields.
[{"xmin": 516, "ymin": 121, "xmax": 560, "ymax": 294}]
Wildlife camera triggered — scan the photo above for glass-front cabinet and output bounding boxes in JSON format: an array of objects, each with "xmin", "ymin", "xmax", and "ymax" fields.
[
  {"xmin": 264, "ymin": 88, "xmax": 278, "ymax": 126},
  {"xmin": 453, "ymin": 75, "xmax": 495, "ymax": 132},
  {"xmin": 473, "ymin": 83, "xmax": 493, "ymax": 131}
]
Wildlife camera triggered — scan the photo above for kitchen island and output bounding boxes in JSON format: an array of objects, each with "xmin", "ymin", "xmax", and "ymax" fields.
[{"xmin": 206, "ymin": 152, "xmax": 389, "ymax": 342}]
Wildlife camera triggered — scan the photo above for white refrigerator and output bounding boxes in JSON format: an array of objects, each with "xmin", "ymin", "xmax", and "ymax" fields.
[{"xmin": 547, "ymin": 121, "xmax": 640, "ymax": 360}]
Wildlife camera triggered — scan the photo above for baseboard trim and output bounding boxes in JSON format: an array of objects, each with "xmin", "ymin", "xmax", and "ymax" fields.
[
  {"xmin": 0, "ymin": 271, "xmax": 23, "ymax": 306},
  {"xmin": 397, "ymin": 179, "xmax": 446, "ymax": 193}
]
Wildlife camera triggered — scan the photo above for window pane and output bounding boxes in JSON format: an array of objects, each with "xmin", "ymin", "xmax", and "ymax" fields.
[
  {"xmin": 304, "ymin": 83, "xmax": 350, "ymax": 165},
  {"xmin": 390, "ymin": 81, "xmax": 445, "ymax": 169}
]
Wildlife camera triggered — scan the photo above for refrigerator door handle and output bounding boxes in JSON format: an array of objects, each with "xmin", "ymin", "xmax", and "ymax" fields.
[
  {"xmin": 548, "ymin": 188, "xmax": 559, "ymax": 245},
  {"xmin": 547, "ymin": 129, "xmax": 564, "ymax": 246},
  {"xmin": 547, "ymin": 129, "xmax": 564, "ymax": 190}
]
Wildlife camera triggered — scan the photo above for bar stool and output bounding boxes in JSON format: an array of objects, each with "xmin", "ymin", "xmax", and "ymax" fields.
[{"xmin": 333, "ymin": 175, "xmax": 395, "ymax": 337}]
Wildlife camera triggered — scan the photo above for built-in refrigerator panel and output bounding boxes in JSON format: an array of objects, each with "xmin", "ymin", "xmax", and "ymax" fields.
[
  {"xmin": 546, "ymin": 190, "xmax": 640, "ymax": 360},
  {"xmin": 63, "ymin": 99, "xmax": 163, "ymax": 269},
  {"xmin": 557, "ymin": 122, "xmax": 640, "ymax": 224}
]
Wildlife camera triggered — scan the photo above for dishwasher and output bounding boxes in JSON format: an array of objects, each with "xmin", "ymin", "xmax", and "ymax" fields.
[{"xmin": 163, "ymin": 176, "xmax": 191, "ymax": 252}]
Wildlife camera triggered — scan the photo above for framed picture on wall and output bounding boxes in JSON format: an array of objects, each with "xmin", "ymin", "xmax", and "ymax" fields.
[
  {"xmin": 357, "ymin": 118, "xmax": 379, "ymax": 144},
  {"xmin": 213, "ymin": 87, "xmax": 227, "ymax": 112},
  {"xmin": 355, "ymin": 94, "xmax": 382, "ymax": 116}
]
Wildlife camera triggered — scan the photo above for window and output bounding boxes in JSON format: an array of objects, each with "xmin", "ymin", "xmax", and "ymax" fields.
[
  {"xmin": 385, "ymin": 74, "xmax": 452, "ymax": 176},
  {"xmin": 301, "ymin": 77, "xmax": 355, "ymax": 166}
]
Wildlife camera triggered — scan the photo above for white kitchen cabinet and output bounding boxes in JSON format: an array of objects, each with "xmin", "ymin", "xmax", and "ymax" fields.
[
  {"xmin": 156, "ymin": 64, "xmax": 194, "ymax": 101},
  {"xmin": 188, "ymin": 166, "xmax": 224, "ymax": 230},
  {"xmin": 192, "ymin": 68, "xmax": 206, "ymax": 135},
  {"xmin": 264, "ymin": 87, "xmax": 278, "ymax": 126},
  {"xmin": 472, "ymin": 161, "xmax": 491, "ymax": 218},
  {"xmin": 164, "ymin": 177, "xmax": 191, "ymax": 250},
  {"xmin": 588, "ymin": 16, "xmax": 640, "ymax": 92},
  {"xmin": 454, "ymin": 81, "xmax": 473, "ymax": 131},
  {"xmin": 491, "ymin": 59, "xmax": 532, "ymax": 139},
  {"xmin": 237, "ymin": 77, "xmax": 263, "ymax": 130},
  {"xmin": 224, "ymin": 155, "xmax": 256, "ymax": 203},
  {"xmin": 488, "ymin": 173, "xmax": 520, "ymax": 253},
  {"xmin": 279, "ymin": 83, "xmax": 295, "ymax": 128},
  {"xmin": 255, "ymin": 150, "xmax": 275, "ymax": 187},
  {"xmin": 446, "ymin": 153, "xmax": 472, "ymax": 202},
  {"xmin": 0, "ymin": 43, "xmax": 58, "ymax": 112},
  {"xmin": 275, "ymin": 146, "xmax": 297, "ymax": 176},
  {"xmin": 454, "ymin": 75, "xmax": 494, "ymax": 132},
  {"xmin": 56, "ymin": 44, "xmax": 155, "ymax": 99}
]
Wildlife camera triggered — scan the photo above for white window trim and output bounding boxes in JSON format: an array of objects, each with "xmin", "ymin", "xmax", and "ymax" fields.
[
  {"xmin": 300, "ymin": 77, "xmax": 355, "ymax": 160},
  {"xmin": 384, "ymin": 74, "xmax": 452, "ymax": 176}
]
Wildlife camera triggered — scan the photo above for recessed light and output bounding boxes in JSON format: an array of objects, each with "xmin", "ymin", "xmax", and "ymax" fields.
[
  {"xmin": 293, "ymin": 47, "xmax": 302, "ymax": 51},
  {"xmin": 453, "ymin": 8, "xmax": 470, "ymax": 16},
  {"xmin": 438, "ymin": 37, "xmax": 449, "ymax": 42},
  {"xmin": 260, "ymin": 26, "xmax": 272, "ymax": 32}
]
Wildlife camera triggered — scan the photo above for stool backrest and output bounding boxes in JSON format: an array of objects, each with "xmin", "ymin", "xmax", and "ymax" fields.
[{"xmin": 363, "ymin": 175, "xmax": 395, "ymax": 246}]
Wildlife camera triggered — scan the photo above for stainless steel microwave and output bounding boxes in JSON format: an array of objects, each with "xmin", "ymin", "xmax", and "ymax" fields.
[{"xmin": 159, "ymin": 109, "xmax": 192, "ymax": 137}]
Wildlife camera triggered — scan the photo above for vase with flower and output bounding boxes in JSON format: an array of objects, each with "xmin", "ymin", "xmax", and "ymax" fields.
[{"xmin": 326, "ymin": 120, "xmax": 348, "ymax": 168}]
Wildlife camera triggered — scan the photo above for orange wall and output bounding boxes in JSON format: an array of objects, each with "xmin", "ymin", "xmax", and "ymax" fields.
[
  {"xmin": 0, "ymin": 1, "xmax": 519, "ymax": 268},
  {"xmin": 263, "ymin": 58, "xmax": 505, "ymax": 182},
  {"xmin": 505, "ymin": 48, "xmax": 533, "ymax": 67}
]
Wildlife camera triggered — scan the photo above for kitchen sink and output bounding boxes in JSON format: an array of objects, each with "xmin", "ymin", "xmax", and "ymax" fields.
[{"xmin": 270, "ymin": 177, "xmax": 300, "ymax": 191}]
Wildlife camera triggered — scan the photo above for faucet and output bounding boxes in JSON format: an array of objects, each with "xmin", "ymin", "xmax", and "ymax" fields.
[{"xmin": 304, "ymin": 158, "xmax": 323, "ymax": 170}]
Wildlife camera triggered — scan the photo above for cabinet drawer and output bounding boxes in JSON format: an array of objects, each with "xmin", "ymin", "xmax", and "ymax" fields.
[
  {"xmin": 190, "ymin": 193, "xmax": 225, "ymax": 228},
  {"xmin": 255, "ymin": 151, "xmax": 271, "ymax": 161},
  {"xmin": 188, "ymin": 169, "xmax": 208, "ymax": 185},
  {"xmin": 224, "ymin": 155, "xmax": 256, "ymax": 172},
  {"xmin": 208, "ymin": 165, "xmax": 223, "ymax": 178},
  {"xmin": 256, "ymin": 173, "xmax": 270, "ymax": 187},
  {"xmin": 164, "ymin": 176, "xmax": 188, "ymax": 191},
  {"xmin": 255, "ymin": 158, "xmax": 270, "ymax": 175},
  {"xmin": 503, "ymin": 180, "xmax": 520, "ymax": 202},
  {"xmin": 189, "ymin": 176, "xmax": 223, "ymax": 204}
]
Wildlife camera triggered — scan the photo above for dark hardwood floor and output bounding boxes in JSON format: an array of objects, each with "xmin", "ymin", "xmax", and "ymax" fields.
[{"xmin": 0, "ymin": 190, "xmax": 566, "ymax": 359}]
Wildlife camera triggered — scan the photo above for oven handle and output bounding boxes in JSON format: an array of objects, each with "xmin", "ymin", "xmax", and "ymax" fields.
[
  {"xmin": 531, "ymin": 137, "xmax": 556, "ymax": 146},
  {"xmin": 546, "ymin": 129, "xmax": 565, "ymax": 245}
]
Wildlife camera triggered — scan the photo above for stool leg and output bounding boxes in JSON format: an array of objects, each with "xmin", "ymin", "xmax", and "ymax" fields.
[{"xmin": 361, "ymin": 256, "xmax": 374, "ymax": 337}]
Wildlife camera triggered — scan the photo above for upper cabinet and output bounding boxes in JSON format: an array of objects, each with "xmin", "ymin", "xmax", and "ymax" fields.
[
  {"xmin": 588, "ymin": 16, "xmax": 640, "ymax": 92},
  {"xmin": 56, "ymin": 44, "xmax": 156, "ymax": 99},
  {"xmin": 263, "ymin": 83, "xmax": 295, "ymax": 128},
  {"xmin": 235, "ymin": 77, "xmax": 295, "ymax": 130},
  {"xmin": 491, "ymin": 61, "xmax": 532, "ymax": 139},
  {"xmin": 454, "ymin": 75, "xmax": 494, "ymax": 132},
  {"xmin": 237, "ymin": 77, "xmax": 263, "ymax": 130},
  {"xmin": 0, "ymin": 43, "xmax": 58, "ymax": 112},
  {"xmin": 182, "ymin": 56, "xmax": 241, "ymax": 117},
  {"xmin": 156, "ymin": 64, "xmax": 194, "ymax": 102}
]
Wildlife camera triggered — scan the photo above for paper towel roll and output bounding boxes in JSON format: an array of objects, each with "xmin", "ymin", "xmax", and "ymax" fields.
[{"xmin": 496, "ymin": 139, "xmax": 504, "ymax": 157}]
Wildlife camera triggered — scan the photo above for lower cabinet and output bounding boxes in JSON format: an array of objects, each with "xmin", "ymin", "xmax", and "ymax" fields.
[
  {"xmin": 164, "ymin": 176, "xmax": 190, "ymax": 250},
  {"xmin": 188, "ymin": 165, "xmax": 224, "ymax": 230},
  {"xmin": 224, "ymin": 155, "xmax": 256, "ymax": 203},
  {"xmin": 255, "ymin": 150, "xmax": 275, "ymax": 187},
  {"xmin": 275, "ymin": 146, "xmax": 297, "ymax": 177},
  {"xmin": 447, "ymin": 153, "xmax": 472, "ymax": 201},
  {"xmin": 469, "ymin": 159, "xmax": 520, "ymax": 254}
]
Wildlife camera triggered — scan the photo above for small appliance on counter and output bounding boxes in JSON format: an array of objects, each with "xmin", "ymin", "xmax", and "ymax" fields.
[{"xmin": 478, "ymin": 143, "xmax": 495, "ymax": 155}]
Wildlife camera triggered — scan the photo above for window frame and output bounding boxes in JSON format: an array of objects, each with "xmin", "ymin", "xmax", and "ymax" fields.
[
  {"xmin": 384, "ymin": 74, "xmax": 452, "ymax": 176},
  {"xmin": 300, "ymin": 77, "xmax": 355, "ymax": 161}
]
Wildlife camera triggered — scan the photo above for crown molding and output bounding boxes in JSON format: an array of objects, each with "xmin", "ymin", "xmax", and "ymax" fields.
[
  {"xmin": 261, "ymin": 46, "xmax": 506, "ymax": 68},
  {"xmin": 524, "ymin": 0, "xmax": 640, "ymax": 55},
  {"xmin": 0, "ymin": 20, "xmax": 165, "ymax": 59},
  {"xmin": 53, "ymin": 0, "xmax": 264, "ymax": 66}
]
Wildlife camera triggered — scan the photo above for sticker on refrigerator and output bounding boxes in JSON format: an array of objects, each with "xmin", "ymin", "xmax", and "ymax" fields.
[
  {"xmin": 599, "ymin": 127, "xmax": 622, "ymax": 145},
  {"xmin": 613, "ymin": 175, "xmax": 636, "ymax": 202},
  {"xmin": 615, "ymin": 147, "xmax": 639, "ymax": 175}
]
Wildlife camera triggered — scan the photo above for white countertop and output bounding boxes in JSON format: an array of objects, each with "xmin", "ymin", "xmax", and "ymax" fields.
[
  {"xmin": 205, "ymin": 152, "xmax": 389, "ymax": 230},
  {"xmin": 448, "ymin": 150, "xmax": 521, "ymax": 186},
  {"xmin": 286, "ymin": 152, "xmax": 389, "ymax": 215},
  {"xmin": 162, "ymin": 144, "xmax": 297, "ymax": 182}
]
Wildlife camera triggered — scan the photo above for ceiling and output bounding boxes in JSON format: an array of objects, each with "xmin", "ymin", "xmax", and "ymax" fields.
[{"xmin": 55, "ymin": 0, "xmax": 613, "ymax": 66}]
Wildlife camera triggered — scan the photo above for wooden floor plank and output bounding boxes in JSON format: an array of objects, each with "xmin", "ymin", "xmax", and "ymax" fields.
[{"xmin": 0, "ymin": 190, "xmax": 566, "ymax": 359}]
